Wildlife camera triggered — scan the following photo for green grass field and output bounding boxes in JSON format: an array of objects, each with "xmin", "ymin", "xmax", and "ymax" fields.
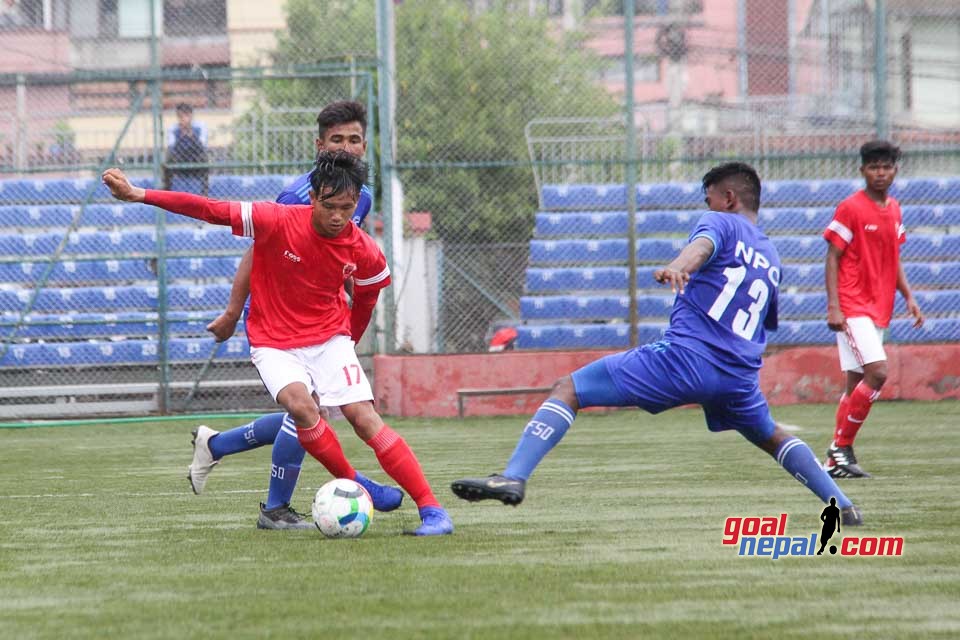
[{"xmin": 1, "ymin": 401, "xmax": 958, "ymax": 639}]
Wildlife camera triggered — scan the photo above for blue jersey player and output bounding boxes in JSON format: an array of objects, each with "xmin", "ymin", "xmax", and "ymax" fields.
[
  {"xmin": 188, "ymin": 101, "xmax": 403, "ymax": 529},
  {"xmin": 451, "ymin": 163, "xmax": 864, "ymax": 527}
]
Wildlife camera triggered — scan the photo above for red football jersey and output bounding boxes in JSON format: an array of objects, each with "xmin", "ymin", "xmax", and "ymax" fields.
[
  {"xmin": 823, "ymin": 190, "xmax": 906, "ymax": 327},
  {"xmin": 230, "ymin": 201, "xmax": 391, "ymax": 348}
]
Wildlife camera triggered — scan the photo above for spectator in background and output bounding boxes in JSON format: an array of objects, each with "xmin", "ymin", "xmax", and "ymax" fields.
[{"xmin": 163, "ymin": 103, "xmax": 209, "ymax": 195}]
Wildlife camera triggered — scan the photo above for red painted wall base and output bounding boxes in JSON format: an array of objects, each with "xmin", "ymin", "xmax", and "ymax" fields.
[{"xmin": 373, "ymin": 345, "xmax": 960, "ymax": 418}]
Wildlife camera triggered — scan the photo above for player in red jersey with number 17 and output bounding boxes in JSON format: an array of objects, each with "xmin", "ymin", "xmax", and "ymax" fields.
[
  {"xmin": 102, "ymin": 151, "xmax": 454, "ymax": 536},
  {"xmin": 822, "ymin": 140, "xmax": 924, "ymax": 478}
]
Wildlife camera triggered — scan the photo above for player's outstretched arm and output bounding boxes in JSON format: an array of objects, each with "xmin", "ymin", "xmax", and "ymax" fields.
[
  {"xmin": 206, "ymin": 246, "xmax": 253, "ymax": 342},
  {"xmin": 350, "ymin": 287, "xmax": 380, "ymax": 343},
  {"xmin": 653, "ymin": 236, "xmax": 714, "ymax": 294},
  {"xmin": 104, "ymin": 168, "xmax": 232, "ymax": 226},
  {"xmin": 895, "ymin": 261, "xmax": 925, "ymax": 328},
  {"xmin": 824, "ymin": 244, "xmax": 846, "ymax": 331}
]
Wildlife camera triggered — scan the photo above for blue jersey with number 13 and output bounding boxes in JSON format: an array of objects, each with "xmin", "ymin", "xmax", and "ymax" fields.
[{"xmin": 663, "ymin": 211, "xmax": 781, "ymax": 370}]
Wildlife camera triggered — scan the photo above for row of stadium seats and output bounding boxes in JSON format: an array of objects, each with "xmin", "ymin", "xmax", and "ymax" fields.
[
  {"xmin": 0, "ymin": 283, "xmax": 232, "ymax": 313},
  {"xmin": 0, "ymin": 311, "xmax": 233, "ymax": 340},
  {"xmin": 535, "ymin": 204, "xmax": 960, "ymax": 237},
  {"xmin": 525, "ymin": 262, "xmax": 960, "ymax": 292},
  {"xmin": 520, "ymin": 289, "xmax": 960, "ymax": 321},
  {"xmin": 541, "ymin": 177, "xmax": 960, "ymax": 210},
  {"xmin": 0, "ymin": 337, "xmax": 250, "ymax": 367},
  {"xmin": 0, "ymin": 174, "xmax": 292, "ymax": 204},
  {"xmin": 528, "ymin": 235, "xmax": 960, "ymax": 264},
  {"xmin": 0, "ymin": 204, "xmax": 188, "ymax": 229},
  {"xmin": 516, "ymin": 318, "xmax": 960, "ymax": 350},
  {"xmin": 0, "ymin": 228, "xmax": 251, "ymax": 256},
  {"xmin": 0, "ymin": 256, "xmax": 242, "ymax": 285}
]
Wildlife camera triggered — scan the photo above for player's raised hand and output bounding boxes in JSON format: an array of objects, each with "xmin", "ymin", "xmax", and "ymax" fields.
[
  {"xmin": 906, "ymin": 298, "xmax": 925, "ymax": 329},
  {"xmin": 101, "ymin": 168, "xmax": 146, "ymax": 203},
  {"xmin": 654, "ymin": 267, "xmax": 689, "ymax": 295},
  {"xmin": 826, "ymin": 305, "xmax": 846, "ymax": 332}
]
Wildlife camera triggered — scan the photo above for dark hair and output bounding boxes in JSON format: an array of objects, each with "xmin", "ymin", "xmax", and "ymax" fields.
[
  {"xmin": 860, "ymin": 140, "xmax": 901, "ymax": 165},
  {"xmin": 175, "ymin": 103, "xmax": 193, "ymax": 114},
  {"xmin": 702, "ymin": 162, "xmax": 762, "ymax": 211},
  {"xmin": 309, "ymin": 150, "xmax": 367, "ymax": 201},
  {"xmin": 317, "ymin": 100, "xmax": 367, "ymax": 138}
]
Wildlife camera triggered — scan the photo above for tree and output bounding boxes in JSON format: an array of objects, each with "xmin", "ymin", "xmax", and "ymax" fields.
[{"xmin": 263, "ymin": 0, "xmax": 619, "ymax": 243}]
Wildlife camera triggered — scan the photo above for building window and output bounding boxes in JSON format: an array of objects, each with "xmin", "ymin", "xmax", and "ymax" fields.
[
  {"xmin": 600, "ymin": 55, "xmax": 661, "ymax": 84},
  {"xmin": 164, "ymin": 0, "xmax": 226, "ymax": 37},
  {"xmin": 0, "ymin": 0, "xmax": 44, "ymax": 30}
]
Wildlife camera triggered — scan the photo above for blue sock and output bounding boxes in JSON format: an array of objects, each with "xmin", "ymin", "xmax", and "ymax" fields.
[
  {"xmin": 265, "ymin": 414, "xmax": 306, "ymax": 509},
  {"xmin": 775, "ymin": 437, "xmax": 853, "ymax": 508},
  {"xmin": 503, "ymin": 399, "xmax": 576, "ymax": 481},
  {"xmin": 208, "ymin": 412, "xmax": 285, "ymax": 460}
]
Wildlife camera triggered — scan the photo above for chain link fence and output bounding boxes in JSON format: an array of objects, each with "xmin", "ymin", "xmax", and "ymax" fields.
[{"xmin": 1, "ymin": 0, "xmax": 958, "ymax": 418}]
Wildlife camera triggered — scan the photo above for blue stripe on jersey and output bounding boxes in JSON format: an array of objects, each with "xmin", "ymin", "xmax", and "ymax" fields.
[
  {"xmin": 664, "ymin": 211, "xmax": 781, "ymax": 370},
  {"xmin": 275, "ymin": 170, "xmax": 373, "ymax": 226}
]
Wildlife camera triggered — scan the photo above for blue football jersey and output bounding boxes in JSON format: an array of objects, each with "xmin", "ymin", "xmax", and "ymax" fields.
[
  {"xmin": 275, "ymin": 170, "xmax": 373, "ymax": 226},
  {"xmin": 664, "ymin": 212, "xmax": 781, "ymax": 370}
]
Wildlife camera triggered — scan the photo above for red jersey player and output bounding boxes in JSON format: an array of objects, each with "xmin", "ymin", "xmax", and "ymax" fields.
[
  {"xmin": 822, "ymin": 140, "xmax": 924, "ymax": 478},
  {"xmin": 101, "ymin": 152, "xmax": 454, "ymax": 536}
]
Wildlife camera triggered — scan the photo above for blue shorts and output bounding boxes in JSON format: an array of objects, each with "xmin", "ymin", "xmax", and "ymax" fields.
[{"xmin": 570, "ymin": 341, "xmax": 776, "ymax": 445}]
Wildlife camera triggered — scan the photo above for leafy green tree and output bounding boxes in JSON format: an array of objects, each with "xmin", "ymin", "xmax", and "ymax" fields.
[{"xmin": 263, "ymin": 0, "xmax": 618, "ymax": 243}]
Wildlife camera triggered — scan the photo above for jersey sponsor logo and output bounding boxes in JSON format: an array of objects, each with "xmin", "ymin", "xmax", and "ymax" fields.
[
  {"xmin": 733, "ymin": 241, "xmax": 780, "ymax": 286},
  {"xmin": 283, "ymin": 250, "xmax": 302, "ymax": 263},
  {"xmin": 721, "ymin": 507, "xmax": 903, "ymax": 559},
  {"xmin": 342, "ymin": 262, "xmax": 357, "ymax": 279},
  {"xmin": 865, "ymin": 224, "xmax": 879, "ymax": 232}
]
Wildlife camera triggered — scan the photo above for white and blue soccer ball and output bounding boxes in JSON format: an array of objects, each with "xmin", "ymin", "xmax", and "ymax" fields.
[{"xmin": 311, "ymin": 478, "xmax": 373, "ymax": 538}]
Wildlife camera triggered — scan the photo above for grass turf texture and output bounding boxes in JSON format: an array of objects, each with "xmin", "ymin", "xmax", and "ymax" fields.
[{"xmin": 1, "ymin": 401, "xmax": 958, "ymax": 640}]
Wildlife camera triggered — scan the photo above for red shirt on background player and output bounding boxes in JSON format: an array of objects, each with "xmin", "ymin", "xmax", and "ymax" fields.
[
  {"xmin": 821, "ymin": 140, "xmax": 924, "ymax": 479},
  {"xmin": 101, "ymin": 151, "xmax": 454, "ymax": 536}
]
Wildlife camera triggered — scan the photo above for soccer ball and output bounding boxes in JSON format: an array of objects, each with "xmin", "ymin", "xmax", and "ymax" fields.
[{"xmin": 311, "ymin": 478, "xmax": 374, "ymax": 538}]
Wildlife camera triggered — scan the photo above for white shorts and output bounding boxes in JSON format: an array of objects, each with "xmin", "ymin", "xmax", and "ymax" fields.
[
  {"xmin": 837, "ymin": 316, "xmax": 887, "ymax": 373},
  {"xmin": 250, "ymin": 335, "xmax": 373, "ymax": 407}
]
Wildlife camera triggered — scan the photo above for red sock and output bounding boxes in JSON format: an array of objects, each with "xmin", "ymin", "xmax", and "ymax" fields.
[
  {"xmin": 297, "ymin": 417, "xmax": 356, "ymax": 479},
  {"xmin": 366, "ymin": 425, "xmax": 439, "ymax": 509},
  {"xmin": 831, "ymin": 394, "xmax": 849, "ymax": 445},
  {"xmin": 835, "ymin": 382, "xmax": 880, "ymax": 447}
]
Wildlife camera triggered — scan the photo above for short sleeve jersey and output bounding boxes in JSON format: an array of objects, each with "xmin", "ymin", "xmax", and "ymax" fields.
[
  {"xmin": 664, "ymin": 212, "xmax": 782, "ymax": 370},
  {"xmin": 229, "ymin": 201, "xmax": 390, "ymax": 349},
  {"xmin": 276, "ymin": 171, "xmax": 373, "ymax": 226},
  {"xmin": 823, "ymin": 190, "xmax": 905, "ymax": 328}
]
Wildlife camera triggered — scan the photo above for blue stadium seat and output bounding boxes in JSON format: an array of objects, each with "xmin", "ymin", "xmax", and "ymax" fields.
[
  {"xmin": 779, "ymin": 264, "xmax": 825, "ymax": 289},
  {"xmin": 515, "ymin": 322, "xmax": 665, "ymax": 349},
  {"xmin": 535, "ymin": 211, "xmax": 628, "ymax": 236},
  {"xmin": 759, "ymin": 208, "xmax": 833, "ymax": 234},
  {"xmin": 893, "ymin": 177, "xmax": 960, "ymax": 203},
  {"xmin": 209, "ymin": 175, "xmax": 293, "ymax": 200},
  {"xmin": 0, "ymin": 205, "xmax": 77, "ymax": 228},
  {"xmin": 525, "ymin": 267, "xmax": 629, "ymax": 292},
  {"xmin": 901, "ymin": 235, "xmax": 960, "ymax": 261},
  {"xmin": 770, "ymin": 236, "xmax": 825, "ymax": 261},
  {"xmin": 0, "ymin": 335, "xmax": 250, "ymax": 367},
  {"xmin": 904, "ymin": 262, "xmax": 960, "ymax": 287},
  {"xmin": 888, "ymin": 317, "xmax": 960, "ymax": 343},
  {"xmin": 777, "ymin": 292, "xmax": 826, "ymax": 319},
  {"xmin": 167, "ymin": 227, "xmax": 252, "ymax": 253},
  {"xmin": 913, "ymin": 205, "xmax": 960, "ymax": 227},
  {"xmin": 0, "ymin": 310, "xmax": 238, "ymax": 341},
  {"xmin": 540, "ymin": 184, "xmax": 627, "ymax": 210},
  {"xmin": 762, "ymin": 179, "xmax": 859, "ymax": 206},
  {"xmin": 166, "ymin": 256, "xmax": 243, "ymax": 280},
  {"xmin": 82, "ymin": 203, "xmax": 177, "ymax": 227},
  {"xmin": 637, "ymin": 182, "xmax": 702, "ymax": 208},
  {"xmin": 895, "ymin": 289, "xmax": 960, "ymax": 316},
  {"xmin": 769, "ymin": 320, "xmax": 834, "ymax": 345},
  {"xmin": 530, "ymin": 239, "xmax": 627, "ymax": 264},
  {"xmin": 167, "ymin": 284, "xmax": 231, "ymax": 309}
]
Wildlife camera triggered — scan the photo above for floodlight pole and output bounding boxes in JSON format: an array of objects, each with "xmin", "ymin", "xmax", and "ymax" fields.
[
  {"xmin": 376, "ymin": 0, "xmax": 397, "ymax": 354},
  {"xmin": 625, "ymin": 0, "xmax": 639, "ymax": 348}
]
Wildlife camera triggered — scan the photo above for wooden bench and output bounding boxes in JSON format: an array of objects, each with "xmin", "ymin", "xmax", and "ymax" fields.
[{"xmin": 456, "ymin": 386, "xmax": 552, "ymax": 418}]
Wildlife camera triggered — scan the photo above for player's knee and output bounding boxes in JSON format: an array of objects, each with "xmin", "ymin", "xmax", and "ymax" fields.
[
  {"xmin": 864, "ymin": 364, "xmax": 887, "ymax": 389},
  {"xmin": 551, "ymin": 376, "xmax": 579, "ymax": 409},
  {"xmin": 285, "ymin": 396, "xmax": 319, "ymax": 426},
  {"xmin": 342, "ymin": 402, "xmax": 382, "ymax": 440}
]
